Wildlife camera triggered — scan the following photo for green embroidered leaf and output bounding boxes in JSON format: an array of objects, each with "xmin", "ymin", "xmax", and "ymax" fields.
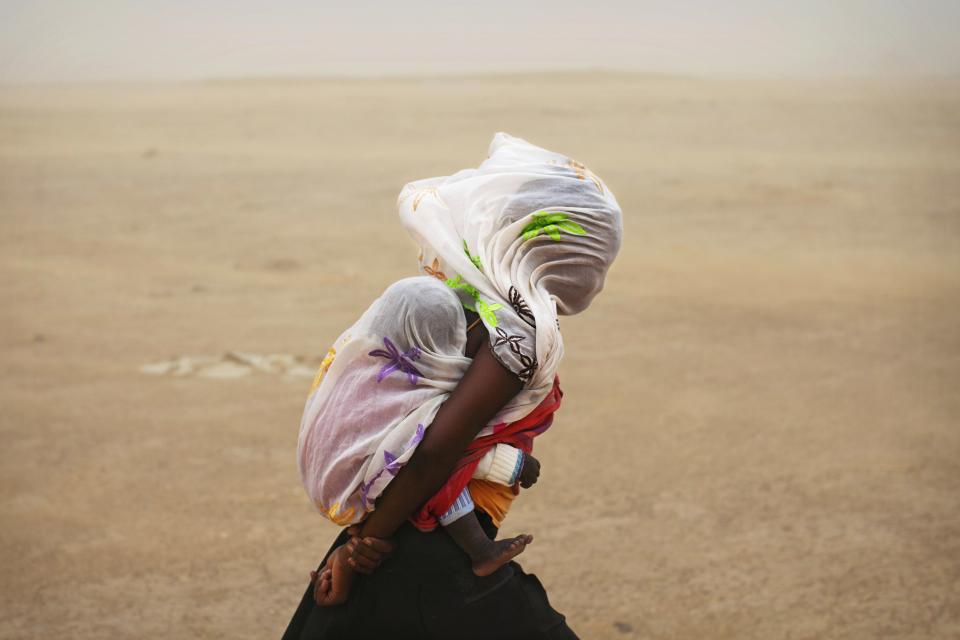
[
  {"xmin": 463, "ymin": 239, "xmax": 483, "ymax": 270},
  {"xmin": 445, "ymin": 274, "xmax": 481, "ymax": 306},
  {"xmin": 476, "ymin": 300, "xmax": 503, "ymax": 327},
  {"xmin": 556, "ymin": 220, "xmax": 586, "ymax": 235},
  {"xmin": 519, "ymin": 210, "xmax": 585, "ymax": 242}
]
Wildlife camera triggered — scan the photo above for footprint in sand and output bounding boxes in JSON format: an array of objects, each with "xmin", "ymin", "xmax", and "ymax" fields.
[{"xmin": 139, "ymin": 351, "xmax": 320, "ymax": 380}]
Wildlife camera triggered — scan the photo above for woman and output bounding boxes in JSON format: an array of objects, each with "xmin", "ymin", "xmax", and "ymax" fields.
[{"xmin": 283, "ymin": 133, "xmax": 623, "ymax": 640}]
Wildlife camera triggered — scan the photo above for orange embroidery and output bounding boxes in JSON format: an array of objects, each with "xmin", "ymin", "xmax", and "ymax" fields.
[
  {"xmin": 549, "ymin": 157, "xmax": 604, "ymax": 193},
  {"xmin": 400, "ymin": 185, "xmax": 447, "ymax": 212},
  {"xmin": 423, "ymin": 257, "xmax": 447, "ymax": 281}
]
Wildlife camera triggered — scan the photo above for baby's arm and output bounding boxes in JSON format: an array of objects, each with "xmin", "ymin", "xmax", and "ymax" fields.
[
  {"xmin": 311, "ymin": 544, "xmax": 354, "ymax": 606},
  {"xmin": 473, "ymin": 444, "xmax": 540, "ymax": 488},
  {"xmin": 312, "ymin": 528, "xmax": 394, "ymax": 605}
]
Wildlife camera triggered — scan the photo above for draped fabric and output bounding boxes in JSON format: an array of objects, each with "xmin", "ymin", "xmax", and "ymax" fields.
[
  {"xmin": 399, "ymin": 132, "xmax": 623, "ymax": 394},
  {"xmin": 297, "ymin": 133, "xmax": 622, "ymax": 528},
  {"xmin": 298, "ymin": 276, "xmax": 552, "ymax": 526}
]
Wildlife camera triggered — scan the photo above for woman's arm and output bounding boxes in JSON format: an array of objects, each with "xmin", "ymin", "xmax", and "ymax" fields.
[
  {"xmin": 313, "ymin": 339, "xmax": 522, "ymax": 601},
  {"xmin": 358, "ymin": 341, "xmax": 523, "ymax": 540}
]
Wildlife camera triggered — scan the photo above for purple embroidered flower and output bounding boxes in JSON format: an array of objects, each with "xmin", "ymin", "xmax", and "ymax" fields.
[
  {"xmin": 408, "ymin": 422, "xmax": 426, "ymax": 449},
  {"xmin": 368, "ymin": 336, "xmax": 423, "ymax": 385},
  {"xmin": 382, "ymin": 450, "xmax": 402, "ymax": 476},
  {"xmin": 359, "ymin": 474, "xmax": 378, "ymax": 508},
  {"xmin": 383, "ymin": 424, "xmax": 426, "ymax": 477},
  {"xmin": 360, "ymin": 424, "xmax": 426, "ymax": 508}
]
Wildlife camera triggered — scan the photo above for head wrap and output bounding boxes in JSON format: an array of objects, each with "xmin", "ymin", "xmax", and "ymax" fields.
[
  {"xmin": 298, "ymin": 133, "xmax": 622, "ymax": 526},
  {"xmin": 399, "ymin": 132, "xmax": 623, "ymax": 390}
]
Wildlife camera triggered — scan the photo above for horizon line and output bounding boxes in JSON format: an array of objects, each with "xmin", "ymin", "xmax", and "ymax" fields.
[{"xmin": 3, "ymin": 66, "xmax": 960, "ymax": 89}]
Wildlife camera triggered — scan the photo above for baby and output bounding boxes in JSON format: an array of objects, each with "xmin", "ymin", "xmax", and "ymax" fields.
[{"xmin": 298, "ymin": 276, "xmax": 552, "ymax": 595}]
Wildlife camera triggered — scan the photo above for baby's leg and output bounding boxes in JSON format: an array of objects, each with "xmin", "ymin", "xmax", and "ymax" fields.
[{"xmin": 440, "ymin": 487, "xmax": 533, "ymax": 577}]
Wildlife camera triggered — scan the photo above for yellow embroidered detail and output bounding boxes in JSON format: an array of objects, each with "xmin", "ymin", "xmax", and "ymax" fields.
[
  {"xmin": 308, "ymin": 347, "xmax": 337, "ymax": 396},
  {"xmin": 316, "ymin": 500, "xmax": 357, "ymax": 526}
]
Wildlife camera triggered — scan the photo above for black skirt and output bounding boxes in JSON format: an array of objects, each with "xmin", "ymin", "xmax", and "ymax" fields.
[{"xmin": 282, "ymin": 511, "xmax": 577, "ymax": 640}]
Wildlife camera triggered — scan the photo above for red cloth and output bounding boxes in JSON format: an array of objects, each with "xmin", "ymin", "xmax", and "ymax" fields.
[{"xmin": 410, "ymin": 377, "xmax": 563, "ymax": 531}]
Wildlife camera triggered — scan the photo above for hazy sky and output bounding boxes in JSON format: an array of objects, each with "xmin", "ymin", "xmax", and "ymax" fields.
[{"xmin": 2, "ymin": 0, "xmax": 958, "ymax": 82}]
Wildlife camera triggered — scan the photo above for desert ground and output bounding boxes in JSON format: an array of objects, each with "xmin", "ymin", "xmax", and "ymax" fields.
[{"xmin": 1, "ymin": 72, "xmax": 959, "ymax": 639}]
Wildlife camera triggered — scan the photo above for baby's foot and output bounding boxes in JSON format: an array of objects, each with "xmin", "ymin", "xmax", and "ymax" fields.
[{"xmin": 471, "ymin": 534, "xmax": 533, "ymax": 577}]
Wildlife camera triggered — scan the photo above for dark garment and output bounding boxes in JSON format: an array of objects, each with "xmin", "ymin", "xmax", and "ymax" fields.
[{"xmin": 282, "ymin": 510, "xmax": 577, "ymax": 640}]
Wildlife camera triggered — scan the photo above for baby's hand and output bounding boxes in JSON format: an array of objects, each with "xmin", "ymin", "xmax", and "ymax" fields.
[
  {"xmin": 519, "ymin": 453, "xmax": 540, "ymax": 488},
  {"xmin": 311, "ymin": 544, "xmax": 356, "ymax": 606}
]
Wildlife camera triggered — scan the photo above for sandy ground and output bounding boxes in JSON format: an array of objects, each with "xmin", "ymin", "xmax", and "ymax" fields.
[{"xmin": 1, "ymin": 72, "xmax": 959, "ymax": 639}]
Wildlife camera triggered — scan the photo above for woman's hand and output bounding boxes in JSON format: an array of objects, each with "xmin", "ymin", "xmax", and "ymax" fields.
[
  {"xmin": 518, "ymin": 453, "xmax": 541, "ymax": 488},
  {"xmin": 343, "ymin": 525, "xmax": 396, "ymax": 575}
]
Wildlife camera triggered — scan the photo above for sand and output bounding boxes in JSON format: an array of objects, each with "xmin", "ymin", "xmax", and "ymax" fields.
[{"xmin": 1, "ymin": 72, "xmax": 958, "ymax": 639}]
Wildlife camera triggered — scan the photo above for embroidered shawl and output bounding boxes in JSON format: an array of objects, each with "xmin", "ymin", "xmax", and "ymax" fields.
[{"xmin": 298, "ymin": 133, "xmax": 622, "ymax": 526}]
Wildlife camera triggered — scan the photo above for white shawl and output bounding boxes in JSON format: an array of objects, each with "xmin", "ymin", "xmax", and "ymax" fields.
[{"xmin": 298, "ymin": 133, "xmax": 622, "ymax": 525}]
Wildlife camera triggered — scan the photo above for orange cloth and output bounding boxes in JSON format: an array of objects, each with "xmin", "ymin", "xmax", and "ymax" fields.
[{"xmin": 468, "ymin": 478, "xmax": 518, "ymax": 528}]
